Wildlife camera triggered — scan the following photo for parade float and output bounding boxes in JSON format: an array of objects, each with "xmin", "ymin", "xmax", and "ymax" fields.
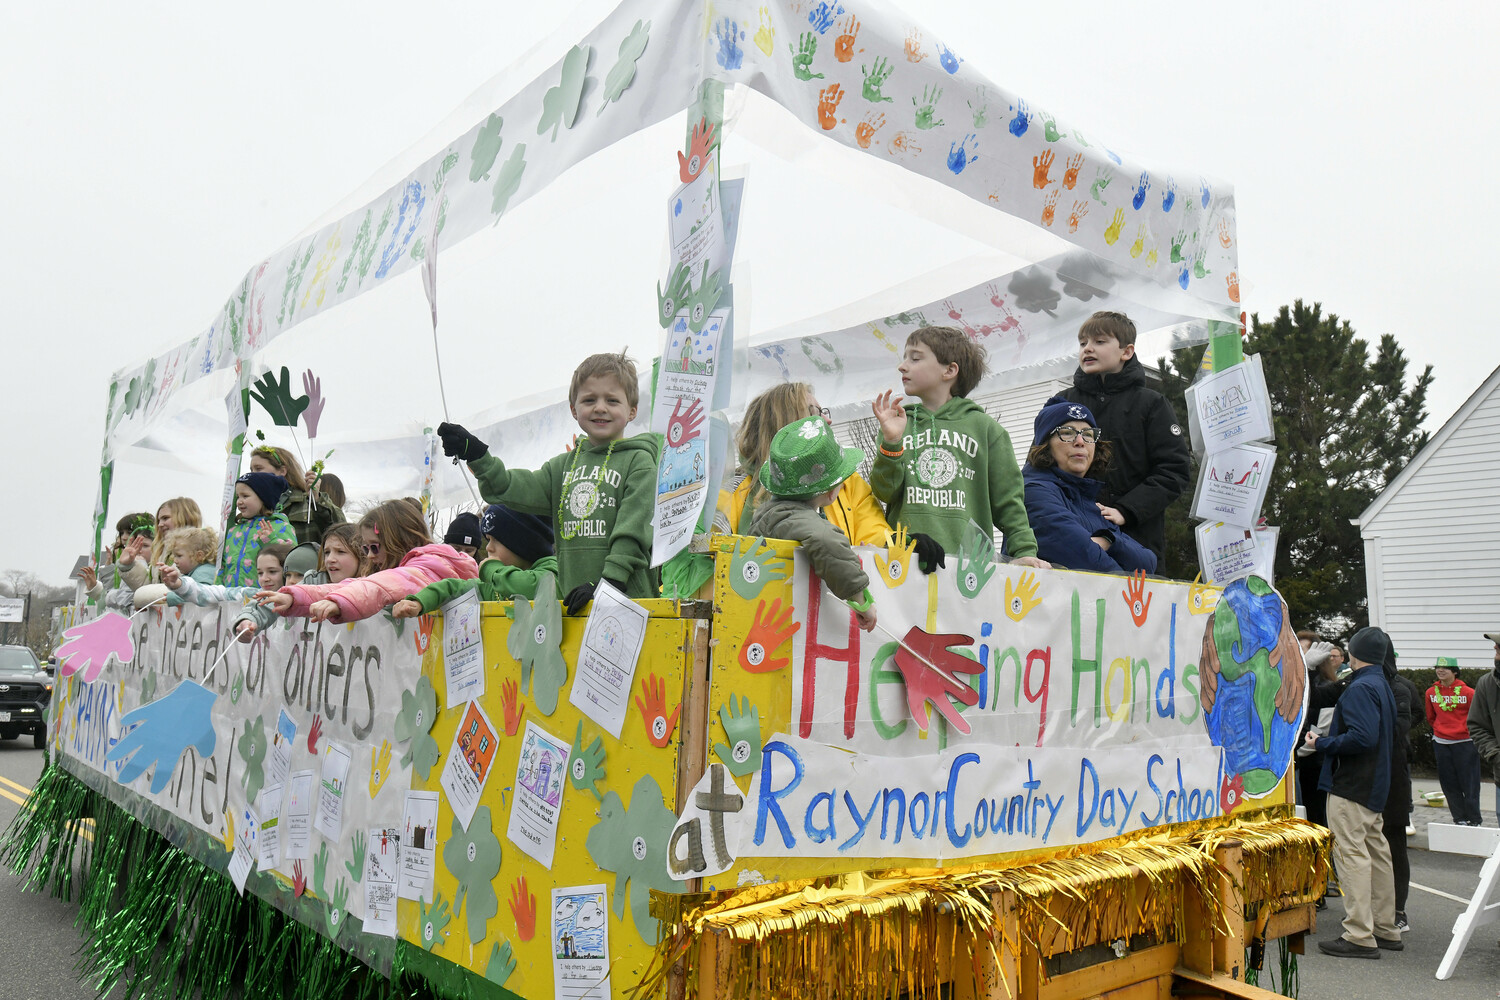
[{"xmin": 7, "ymin": 0, "xmax": 1324, "ymax": 997}]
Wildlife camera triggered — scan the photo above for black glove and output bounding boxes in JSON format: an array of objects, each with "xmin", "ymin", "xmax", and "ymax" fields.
[
  {"xmin": 437, "ymin": 422, "xmax": 488, "ymax": 462},
  {"xmin": 910, "ymin": 533, "xmax": 946, "ymax": 575},
  {"xmin": 563, "ymin": 578, "xmax": 626, "ymax": 616}
]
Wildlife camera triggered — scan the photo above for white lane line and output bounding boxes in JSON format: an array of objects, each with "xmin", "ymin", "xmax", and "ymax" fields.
[{"xmin": 1409, "ymin": 880, "xmax": 1472, "ymax": 905}]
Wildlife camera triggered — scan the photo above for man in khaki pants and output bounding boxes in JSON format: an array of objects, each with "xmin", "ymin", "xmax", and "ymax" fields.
[{"xmin": 1303, "ymin": 626, "xmax": 1400, "ymax": 958}]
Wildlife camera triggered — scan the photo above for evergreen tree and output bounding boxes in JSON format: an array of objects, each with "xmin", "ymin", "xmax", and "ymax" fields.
[{"xmin": 1155, "ymin": 300, "xmax": 1431, "ymax": 636}]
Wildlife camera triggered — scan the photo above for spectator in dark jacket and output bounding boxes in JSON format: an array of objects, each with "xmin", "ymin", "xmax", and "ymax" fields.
[
  {"xmin": 1021, "ymin": 396, "xmax": 1156, "ymax": 574},
  {"xmin": 1061, "ymin": 312, "xmax": 1193, "ymax": 561},
  {"xmin": 1381, "ymin": 646, "xmax": 1420, "ymax": 932},
  {"xmin": 1307, "ymin": 626, "xmax": 1400, "ymax": 959},
  {"xmin": 1468, "ymin": 632, "xmax": 1500, "ymax": 826}
]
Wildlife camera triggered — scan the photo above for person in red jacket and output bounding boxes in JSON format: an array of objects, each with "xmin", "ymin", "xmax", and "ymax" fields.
[{"xmin": 1427, "ymin": 657, "xmax": 1483, "ymax": 826}]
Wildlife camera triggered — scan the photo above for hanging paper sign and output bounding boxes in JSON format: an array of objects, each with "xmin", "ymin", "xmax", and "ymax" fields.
[
  {"xmin": 363, "ymin": 827, "xmax": 402, "ymax": 938},
  {"xmin": 399, "ymin": 790, "xmax": 439, "ymax": 901},
  {"xmin": 1191, "ymin": 442, "xmax": 1277, "ymax": 528},
  {"xmin": 1184, "ymin": 356, "xmax": 1273, "ymax": 453},
  {"xmin": 667, "ymin": 148, "xmax": 724, "ymax": 281},
  {"xmin": 569, "ymin": 580, "xmax": 649, "ymax": 738},
  {"xmin": 1196, "ymin": 521, "xmax": 1278, "ymax": 586},
  {"xmin": 441, "ymin": 589, "xmax": 485, "ymax": 708},
  {"xmin": 439, "ymin": 700, "xmax": 500, "ymax": 830},
  {"xmin": 258, "ymin": 783, "xmax": 283, "ymax": 870},
  {"xmin": 507, "ymin": 720, "xmax": 569, "ymax": 868},
  {"xmin": 650, "ymin": 310, "xmax": 727, "ymax": 566},
  {"xmin": 552, "ymin": 884, "xmax": 612, "ymax": 1000}
]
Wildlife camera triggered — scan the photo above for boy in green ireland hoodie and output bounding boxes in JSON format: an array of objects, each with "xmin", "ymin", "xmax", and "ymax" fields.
[
  {"xmin": 393, "ymin": 504, "xmax": 559, "ymax": 616},
  {"xmin": 870, "ymin": 326, "xmax": 1049, "ymax": 572},
  {"xmin": 438, "ymin": 352, "xmax": 661, "ymax": 614}
]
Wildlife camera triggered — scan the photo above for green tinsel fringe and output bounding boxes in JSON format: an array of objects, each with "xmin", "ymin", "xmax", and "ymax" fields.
[{"xmin": 2, "ymin": 761, "xmax": 526, "ymax": 1000}]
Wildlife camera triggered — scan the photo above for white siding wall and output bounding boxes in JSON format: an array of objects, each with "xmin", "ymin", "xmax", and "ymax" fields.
[{"xmin": 1362, "ymin": 378, "xmax": 1500, "ymax": 670}]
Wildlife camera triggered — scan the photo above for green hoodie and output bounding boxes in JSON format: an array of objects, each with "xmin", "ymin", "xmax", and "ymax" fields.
[
  {"xmin": 469, "ymin": 433, "xmax": 661, "ymax": 599},
  {"xmin": 869, "ymin": 397, "xmax": 1038, "ymax": 557},
  {"xmin": 410, "ymin": 555, "xmax": 559, "ymax": 612}
]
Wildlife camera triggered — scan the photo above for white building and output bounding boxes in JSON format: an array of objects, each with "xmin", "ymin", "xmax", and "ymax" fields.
[{"xmin": 1356, "ymin": 363, "xmax": 1500, "ymax": 669}]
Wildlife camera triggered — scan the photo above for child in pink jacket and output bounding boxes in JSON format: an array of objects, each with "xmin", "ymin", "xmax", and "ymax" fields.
[{"xmin": 257, "ymin": 498, "xmax": 478, "ymax": 623}]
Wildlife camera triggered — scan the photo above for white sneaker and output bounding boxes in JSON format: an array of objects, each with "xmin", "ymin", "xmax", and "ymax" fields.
[{"xmin": 1405, "ymin": 824, "xmax": 1416, "ymax": 836}]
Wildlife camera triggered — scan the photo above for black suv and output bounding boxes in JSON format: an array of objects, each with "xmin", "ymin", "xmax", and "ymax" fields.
[{"xmin": 0, "ymin": 646, "xmax": 51, "ymax": 749}]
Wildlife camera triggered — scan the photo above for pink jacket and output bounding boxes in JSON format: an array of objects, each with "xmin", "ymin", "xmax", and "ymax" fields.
[{"xmin": 278, "ymin": 543, "xmax": 478, "ymax": 622}]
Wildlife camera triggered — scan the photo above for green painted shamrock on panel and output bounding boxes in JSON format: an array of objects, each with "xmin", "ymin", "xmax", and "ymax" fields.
[
  {"xmin": 238, "ymin": 714, "xmax": 268, "ymax": 805},
  {"xmin": 507, "ymin": 573, "xmax": 567, "ymax": 715},
  {"xmin": 585, "ymin": 773, "xmax": 677, "ymax": 941},
  {"xmin": 395, "ymin": 675, "xmax": 441, "ymax": 780},
  {"xmin": 442, "ymin": 805, "xmax": 503, "ymax": 943}
]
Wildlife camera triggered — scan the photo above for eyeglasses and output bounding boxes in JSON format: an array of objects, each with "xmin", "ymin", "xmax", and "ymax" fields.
[
  {"xmin": 809, "ymin": 405, "xmax": 832, "ymax": 421},
  {"xmin": 362, "ymin": 542, "xmax": 381, "ymax": 557},
  {"xmin": 1051, "ymin": 426, "xmax": 1103, "ymax": 444}
]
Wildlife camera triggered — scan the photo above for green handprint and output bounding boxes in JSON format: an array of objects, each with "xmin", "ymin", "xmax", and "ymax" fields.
[
  {"xmin": 491, "ymin": 143, "xmax": 527, "ymax": 219},
  {"xmin": 713, "ymin": 694, "xmax": 763, "ymax": 777},
  {"xmin": 657, "ymin": 260, "xmax": 691, "ymax": 328},
  {"xmin": 313, "ymin": 841, "xmax": 330, "ymax": 898},
  {"xmin": 598, "ymin": 19, "xmax": 651, "ymax": 116},
  {"xmin": 729, "ymin": 536, "xmax": 790, "ymax": 600},
  {"xmin": 470, "ymin": 114, "xmax": 504, "ymax": 182},
  {"xmin": 968, "ymin": 87, "xmax": 988, "ymax": 128},
  {"xmin": 956, "ymin": 521, "xmax": 996, "ymax": 599},
  {"xmin": 230, "ymin": 668, "xmax": 244, "ymax": 704},
  {"xmin": 569, "ymin": 720, "xmax": 607, "ymax": 800},
  {"xmin": 789, "ymin": 32, "xmax": 824, "ymax": 81},
  {"xmin": 485, "ymin": 940, "xmax": 516, "ymax": 986},
  {"xmin": 685, "ymin": 261, "xmax": 724, "ymax": 332},
  {"xmin": 861, "ymin": 56, "xmax": 894, "ymax": 103},
  {"xmin": 1091, "ymin": 166, "xmax": 1113, "ymax": 205},
  {"xmin": 913, "ymin": 84, "xmax": 944, "ymax": 130},
  {"xmin": 237, "ymin": 714, "xmax": 268, "ymax": 805},
  {"xmin": 250, "ymin": 366, "xmax": 310, "ymax": 428},
  {"xmin": 344, "ymin": 829, "xmax": 366, "ymax": 885},
  {"xmin": 1192, "ymin": 248, "xmax": 1211, "ymax": 280},
  {"xmin": 507, "ymin": 574, "xmax": 567, "ymax": 714},
  {"xmin": 419, "ymin": 893, "xmax": 452, "ymax": 951},
  {"xmin": 1044, "ymin": 117, "xmax": 1067, "ymax": 142},
  {"xmin": 537, "ymin": 43, "xmax": 592, "ymax": 141},
  {"xmin": 1170, "ymin": 231, "xmax": 1187, "ymax": 263},
  {"xmin": 325, "ymin": 878, "xmax": 349, "ymax": 941},
  {"xmin": 140, "ymin": 670, "xmax": 157, "ymax": 705}
]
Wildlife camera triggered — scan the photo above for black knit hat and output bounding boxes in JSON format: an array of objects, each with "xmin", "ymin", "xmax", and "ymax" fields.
[
  {"xmin": 1346, "ymin": 626, "xmax": 1389, "ymax": 666},
  {"xmin": 236, "ymin": 472, "xmax": 288, "ymax": 513},
  {"xmin": 443, "ymin": 512, "xmax": 483, "ymax": 548},
  {"xmin": 479, "ymin": 505, "xmax": 554, "ymax": 564}
]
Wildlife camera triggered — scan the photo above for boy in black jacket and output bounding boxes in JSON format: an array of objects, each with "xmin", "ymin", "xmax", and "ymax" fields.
[{"xmin": 1061, "ymin": 311, "xmax": 1191, "ymax": 561}]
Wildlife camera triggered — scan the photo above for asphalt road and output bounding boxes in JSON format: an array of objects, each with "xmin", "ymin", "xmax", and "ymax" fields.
[{"xmin": 0, "ymin": 739, "xmax": 1497, "ymax": 1000}]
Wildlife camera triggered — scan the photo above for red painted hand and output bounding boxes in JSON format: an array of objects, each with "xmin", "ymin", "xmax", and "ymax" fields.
[
  {"xmin": 893, "ymin": 627, "xmax": 981, "ymax": 735},
  {"xmin": 501, "ymin": 678, "xmax": 525, "ymax": 737},
  {"xmin": 634, "ymin": 673, "xmax": 681, "ymax": 749},
  {"xmin": 509, "ymin": 876, "xmax": 537, "ymax": 942},
  {"xmin": 307, "ymin": 713, "xmax": 323, "ymax": 754},
  {"xmin": 739, "ymin": 598, "xmax": 801, "ymax": 673}
]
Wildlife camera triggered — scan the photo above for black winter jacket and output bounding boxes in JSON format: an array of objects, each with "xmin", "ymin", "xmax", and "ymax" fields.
[{"xmin": 1061, "ymin": 356, "xmax": 1193, "ymax": 559}]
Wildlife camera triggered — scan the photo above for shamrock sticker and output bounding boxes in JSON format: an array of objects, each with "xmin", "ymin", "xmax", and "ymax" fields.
[
  {"xmin": 395, "ymin": 675, "xmax": 441, "ymax": 780},
  {"xmin": 507, "ymin": 574, "xmax": 568, "ymax": 715},
  {"xmin": 237, "ymin": 714, "xmax": 268, "ymax": 805},
  {"xmin": 441, "ymin": 805, "xmax": 503, "ymax": 943},
  {"xmin": 585, "ymin": 774, "xmax": 677, "ymax": 942}
]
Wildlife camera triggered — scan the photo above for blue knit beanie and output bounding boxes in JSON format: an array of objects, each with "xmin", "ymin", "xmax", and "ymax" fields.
[
  {"xmin": 479, "ymin": 505, "xmax": 554, "ymax": 564},
  {"xmin": 1032, "ymin": 394, "xmax": 1098, "ymax": 446},
  {"xmin": 236, "ymin": 472, "xmax": 288, "ymax": 513}
]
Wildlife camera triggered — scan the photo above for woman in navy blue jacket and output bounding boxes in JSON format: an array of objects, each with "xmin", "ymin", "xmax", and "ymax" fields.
[{"xmin": 1022, "ymin": 395, "xmax": 1157, "ymax": 574}]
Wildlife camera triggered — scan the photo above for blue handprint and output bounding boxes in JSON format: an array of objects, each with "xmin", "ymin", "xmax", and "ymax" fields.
[
  {"xmin": 1105, "ymin": 148, "xmax": 1122, "ymax": 165},
  {"xmin": 714, "ymin": 17, "xmax": 745, "ymax": 70},
  {"xmin": 1008, "ymin": 99, "xmax": 1032, "ymax": 138},
  {"xmin": 1200, "ymin": 177, "xmax": 1212, "ymax": 208},
  {"xmin": 807, "ymin": 1, "xmax": 843, "ymax": 34},
  {"xmin": 936, "ymin": 42, "xmax": 963, "ymax": 74},
  {"xmin": 1179, "ymin": 262, "xmax": 1191, "ymax": 290},
  {"xmin": 105, "ymin": 679, "xmax": 218, "ymax": 793},
  {"xmin": 946, "ymin": 134, "xmax": 979, "ymax": 175},
  {"xmin": 1160, "ymin": 177, "xmax": 1176, "ymax": 213},
  {"xmin": 1131, "ymin": 171, "xmax": 1151, "ymax": 211}
]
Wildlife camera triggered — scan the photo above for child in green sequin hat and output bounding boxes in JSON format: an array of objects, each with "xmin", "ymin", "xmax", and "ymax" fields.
[{"xmin": 747, "ymin": 416, "xmax": 877, "ymax": 631}]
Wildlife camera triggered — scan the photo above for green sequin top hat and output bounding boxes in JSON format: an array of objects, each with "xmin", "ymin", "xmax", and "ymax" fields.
[{"xmin": 759, "ymin": 417, "xmax": 865, "ymax": 498}]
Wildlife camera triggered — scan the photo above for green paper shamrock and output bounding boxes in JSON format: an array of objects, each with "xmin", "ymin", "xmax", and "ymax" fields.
[
  {"xmin": 441, "ymin": 805, "xmax": 503, "ymax": 943},
  {"xmin": 325, "ymin": 878, "xmax": 349, "ymax": 941},
  {"xmin": 396, "ymin": 676, "xmax": 442, "ymax": 780},
  {"xmin": 685, "ymin": 262, "xmax": 725, "ymax": 333},
  {"xmin": 313, "ymin": 841, "xmax": 330, "ymax": 898},
  {"xmin": 507, "ymin": 574, "xmax": 567, "ymax": 715},
  {"xmin": 656, "ymin": 260, "xmax": 692, "ymax": 328},
  {"xmin": 598, "ymin": 20, "xmax": 650, "ymax": 116},
  {"xmin": 237, "ymin": 714, "xmax": 268, "ymax": 805},
  {"xmin": 140, "ymin": 670, "xmax": 157, "ymax": 705},
  {"xmin": 585, "ymin": 774, "xmax": 677, "ymax": 942},
  {"xmin": 418, "ymin": 892, "xmax": 452, "ymax": 951},
  {"xmin": 712, "ymin": 694, "xmax": 762, "ymax": 777},
  {"xmin": 122, "ymin": 374, "xmax": 145, "ymax": 416},
  {"xmin": 491, "ymin": 144, "xmax": 527, "ymax": 219},
  {"xmin": 956, "ymin": 521, "xmax": 997, "ymax": 599},
  {"xmin": 344, "ymin": 830, "xmax": 366, "ymax": 885},
  {"xmin": 470, "ymin": 114, "xmax": 504, "ymax": 181},
  {"xmin": 249, "ymin": 366, "xmax": 310, "ymax": 427},
  {"xmin": 484, "ymin": 940, "xmax": 516, "ymax": 985},
  {"xmin": 569, "ymin": 721, "xmax": 606, "ymax": 801},
  {"xmin": 537, "ymin": 44, "xmax": 593, "ymax": 140}
]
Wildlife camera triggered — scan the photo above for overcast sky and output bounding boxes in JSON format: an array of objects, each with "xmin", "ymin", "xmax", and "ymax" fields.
[{"xmin": 2, "ymin": 1, "xmax": 1494, "ymax": 582}]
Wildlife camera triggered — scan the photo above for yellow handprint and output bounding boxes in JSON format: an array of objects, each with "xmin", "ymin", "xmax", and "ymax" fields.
[
  {"xmin": 874, "ymin": 525, "xmax": 917, "ymax": 588},
  {"xmin": 1129, "ymin": 224, "xmax": 1146, "ymax": 259},
  {"xmin": 1004, "ymin": 571, "xmax": 1042, "ymax": 622},
  {"xmin": 754, "ymin": 5, "xmax": 775, "ymax": 56},
  {"xmin": 1146, "ymin": 247, "xmax": 1158, "ymax": 268},
  {"xmin": 369, "ymin": 739, "xmax": 392, "ymax": 798},
  {"xmin": 1188, "ymin": 574, "xmax": 1220, "ymax": 616},
  {"xmin": 869, "ymin": 322, "xmax": 900, "ymax": 353},
  {"xmin": 222, "ymin": 809, "xmax": 235, "ymax": 854},
  {"xmin": 1104, "ymin": 208, "xmax": 1125, "ymax": 246}
]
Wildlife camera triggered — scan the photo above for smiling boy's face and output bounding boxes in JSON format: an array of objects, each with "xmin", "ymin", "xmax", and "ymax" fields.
[
  {"xmin": 1078, "ymin": 330, "xmax": 1135, "ymax": 375},
  {"xmin": 570, "ymin": 374, "xmax": 636, "ymax": 445}
]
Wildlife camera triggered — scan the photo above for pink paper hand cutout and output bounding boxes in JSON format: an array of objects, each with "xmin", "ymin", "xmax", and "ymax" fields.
[
  {"xmin": 893, "ymin": 627, "xmax": 981, "ymax": 735},
  {"xmin": 666, "ymin": 397, "xmax": 705, "ymax": 448},
  {"xmin": 56, "ymin": 612, "xmax": 136, "ymax": 683},
  {"xmin": 301, "ymin": 369, "xmax": 326, "ymax": 439}
]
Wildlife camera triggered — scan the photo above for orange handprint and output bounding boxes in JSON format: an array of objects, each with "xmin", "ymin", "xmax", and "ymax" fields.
[
  {"xmin": 1040, "ymin": 189, "xmax": 1060, "ymax": 227},
  {"xmin": 1218, "ymin": 218, "xmax": 1233, "ymax": 248},
  {"xmin": 634, "ymin": 673, "xmax": 681, "ymax": 748},
  {"xmin": 678, "ymin": 117, "xmax": 717, "ymax": 182},
  {"xmin": 1226, "ymin": 271, "xmax": 1240, "ymax": 303},
  {"xmin": 413, "ymin": 614, "xmax": 435, "ymax": 654},
  {"xmin": 888, "ymin": 131, "xmax": 921, "ymax": 156},
  {"xmin": 1121, "ymin": 569, "xmax": 1152, "ymax": 627},
  {"xmin": 834, "ymin": 15, "xmax": 859, "ymax": 62},
  {"xmin": 1068, "ymin": 199, "xmax": 1089, "ymax": 233},
  {"xmin": 1062, "ymin": 153, "xmax": 1083, "ymax": 190},
  {"xmin": 904, "ymin": 28, "xmax": 926, "ymax": 62},
  {"xmin": 508, "ymin": 876, "xmax": 537, "ymax": 942},
  {"xmin": 1032, "ymin": 149, "xmax": 1055, "ymax": 189},
  {"xmin": 817, "ymin": 83, "xmax": 844, "ymax": 130},
  {"xmin": 740, "ymin": 597, "xmax": 801, "ymax": 673},
  {"xmin": 856, "ymin": 111, "xmax": 885, "ymax": 149},
  {"xmin": 501, "ymin": 678, "xmax": 525, "ymax": 736}
]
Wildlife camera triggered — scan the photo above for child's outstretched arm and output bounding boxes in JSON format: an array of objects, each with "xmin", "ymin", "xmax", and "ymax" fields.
[
  {"xmin": 407, "ymin": 576, "xmax": 481, "ymax": 616},
  {"xmin": 438, "ymin": 421, "xmax": 556, "ymax": 514}
]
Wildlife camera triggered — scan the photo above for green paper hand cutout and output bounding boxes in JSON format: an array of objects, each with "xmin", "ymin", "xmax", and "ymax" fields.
[
  {"xmin": 686, "ymin": 262, "xmax": 725, "ymax": 332},
  {"xmin": 383, "ymin": 609, "xmax": 407, "ymax": 638},
  {"xmin": 140, "ymin": 670, "xmax": 157, "ymax": 705},
  {"xmin": 230, "ymin": 668, "xmax": 244, "ymax": 704},
  {"xmin": 569, "ymin": 721, "xmax": 606, "ymax": 801},
  {"xmin": 250, "ymin": 366, "xmax": 310, "ymax": 427},
  {"xmin": 419, "ymin": 893, "xmax": 452, "ymax": 951},
  {"xmin": 484, "ymin": 941, "xmax": 516, "ymax": 986},
  {"xmin": 956, "ymin": 521, "xmax": 997, "ymax": 599},
  {"xmin": 598, "ymin": 19, "xmax": 650, "ymax": 116},
  {"xmin": 728, "ymin": 536, "xmax": 790, "ymax": 600},
  {"xmin": 491, "ymin": 144, "xmax": 528, "ymax": 219},
  {"xmin": 470, "ymin": 114, "xmax": 504, "ymax": 182},
  {"xmin": 538, "ymin": 44, "xmax": 593, "ymax": 140},
  {"xmin": 344, "ymin": 829, "xmax": 366, "ymax": 885},
  {"xmin": 442, "ymin": 805, "xmax": 503, "ymax": 943},
  {"xmin": 313, "ymin": 841, "xmax": 330, "ymax": 898},
  {"xmin": 713, "ymin": 694, "xmax": 762, "ymax": 776},
  {"xmin": 585, "ymin": 774, "xmax": 677, "ymax": 942},
  {"xmin": 237, "ymin": 714, "xmax": 268, "ymax": 805},
  {"xmin": 325, "ymin": 878, "xmax": 349, "ymax": 941},
  {"xmin": 507, "ymin": 574, "xmax": 567, "ymax": 715},
  {"xmin": 657, "ymin": 261, "xmax": 692, "ymax": 328},
  {"xmin": 396, "ymin": 676, "xmax": 442, "ymax": 780}
]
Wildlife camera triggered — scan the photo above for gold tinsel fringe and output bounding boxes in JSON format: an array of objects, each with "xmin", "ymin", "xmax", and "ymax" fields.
[{"xmin": 639, "ymin": 813, "xmax": 1330, "ymax": 1000}]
